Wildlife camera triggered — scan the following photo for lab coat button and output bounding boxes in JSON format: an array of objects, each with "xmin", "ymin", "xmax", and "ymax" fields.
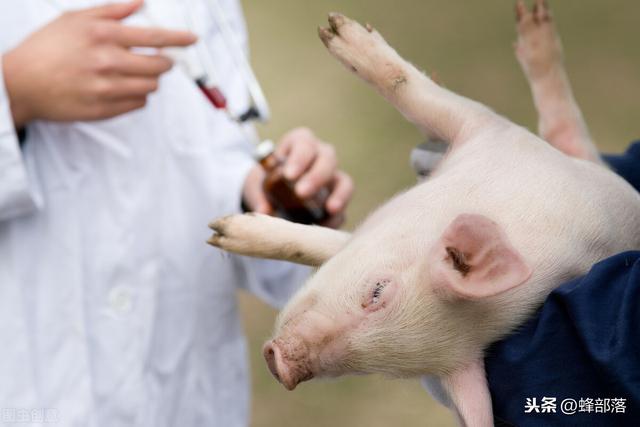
[{"xmin": 108, "ymin": 287, "xmax": 133, "ymax": 314}]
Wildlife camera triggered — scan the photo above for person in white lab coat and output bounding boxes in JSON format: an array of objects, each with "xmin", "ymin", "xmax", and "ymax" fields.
[{"xmin": 0, "ymin": 0, "xmax": 353, "ymax": 426}]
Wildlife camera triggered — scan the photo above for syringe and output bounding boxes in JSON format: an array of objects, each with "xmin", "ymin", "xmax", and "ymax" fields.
[{"xmin": 140, "ymin": 3, "xmax": 246, "ymax": 125}]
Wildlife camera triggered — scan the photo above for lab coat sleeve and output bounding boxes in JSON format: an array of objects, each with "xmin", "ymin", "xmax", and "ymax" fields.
[
  {"xmin": 237, "ymin": 257, "xmax": 311, "ymax": 310},
  {"xmin": 0, "ymin": 55, "xmax": 40, "ymax": 222},
  {"xmin": 224, "ymin": 0, "xmax": 311, "ymax": 309}
]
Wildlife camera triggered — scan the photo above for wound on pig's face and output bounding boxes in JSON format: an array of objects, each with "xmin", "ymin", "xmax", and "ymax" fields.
[{"xmin": 360, "ymin": 278, "xmax": 397, "ymax": 311}]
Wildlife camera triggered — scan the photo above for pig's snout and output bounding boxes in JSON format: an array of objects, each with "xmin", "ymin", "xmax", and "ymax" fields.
[
  {"xmin": 263, "ymin": 341, "xmax": 292, "ymax": 389},
  {"xmin": 263, "ymin": 339, "xmax": 314, "ymax": 391}
]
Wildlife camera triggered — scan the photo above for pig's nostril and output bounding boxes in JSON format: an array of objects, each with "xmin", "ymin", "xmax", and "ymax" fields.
[
  {"xmin": 263, "ymin": 339, "xmax": 311, "ymax": 391},
  {"xmin": 263, "ymin": 342, "xmax": 281, "ymax": 381}
]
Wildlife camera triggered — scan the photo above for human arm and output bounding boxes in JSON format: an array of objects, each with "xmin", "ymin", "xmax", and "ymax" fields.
[
  {"xmin": 602, "ymin": 140, "xmax": 640, "ymax": 192},
  {"xmin": 485, "ymin": 251, "xmax": 640, "ymax": 426}
]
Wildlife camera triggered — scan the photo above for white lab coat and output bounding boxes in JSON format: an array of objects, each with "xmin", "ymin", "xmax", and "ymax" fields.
[{"xmin": 0, "ymin": 1, "xmax": 308, "ymax": 426}]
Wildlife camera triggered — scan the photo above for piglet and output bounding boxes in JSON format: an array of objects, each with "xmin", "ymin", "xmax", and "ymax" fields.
[{"xmin": 208, "ymin": 4, "xmax": 640, "ymax": 426}]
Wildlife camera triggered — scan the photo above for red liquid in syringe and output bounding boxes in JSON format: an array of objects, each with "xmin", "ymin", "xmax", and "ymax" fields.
[{"xmin": 197, "ymin": 81, "xmax": 227, "ymax": 109}]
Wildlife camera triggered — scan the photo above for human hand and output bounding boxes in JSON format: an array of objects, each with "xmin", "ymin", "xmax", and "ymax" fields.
[
  {"xmin": 243, "ymin": 127, "xmax": 354, "ymax": 229},
  {"xmin": 2, "ymin": 0, "xmax": 196, "ymax": 128}
]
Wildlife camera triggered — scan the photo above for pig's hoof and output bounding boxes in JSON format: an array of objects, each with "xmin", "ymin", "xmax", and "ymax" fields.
[
  {"xmin": 514, "ymin": 0, "xmax": 562, "ymax": 79},
  {"xmin": 318, "ymin": 13, "xmax": 407, "ymax": 92},
  {"xmin": 207, "ymin": 213, "xmax": 268, "ymax": 256}
]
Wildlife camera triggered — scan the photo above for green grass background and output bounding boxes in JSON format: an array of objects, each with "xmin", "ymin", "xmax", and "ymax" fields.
[{"xmin": 239, "ymin": 1, "xmax": 640, "ymax": 426}]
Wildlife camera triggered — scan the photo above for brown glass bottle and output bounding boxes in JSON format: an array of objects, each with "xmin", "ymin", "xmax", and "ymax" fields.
[{"xmin": 256, "ymin": 140, "xmax": 329, "ymax": 225}]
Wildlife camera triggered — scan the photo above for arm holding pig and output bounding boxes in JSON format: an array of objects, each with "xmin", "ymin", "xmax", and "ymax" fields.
[
  {"xmin": 603, "ymin": 141, "xmax": 640, "ymax": 193},
  {"xmin": 486, "ymin": 250, "xmax": 640, "ymax": 426}
]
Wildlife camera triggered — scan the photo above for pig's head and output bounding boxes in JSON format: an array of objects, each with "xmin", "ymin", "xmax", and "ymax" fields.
[{"xmin": 263, "ymin": 213, "xmax": 532, "ymax": 390}]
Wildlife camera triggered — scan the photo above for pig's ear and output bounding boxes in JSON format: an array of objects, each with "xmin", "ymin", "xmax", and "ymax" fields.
[{"xmin": 430, "ymin": 214, "xmax": 532, "ymax": 299}]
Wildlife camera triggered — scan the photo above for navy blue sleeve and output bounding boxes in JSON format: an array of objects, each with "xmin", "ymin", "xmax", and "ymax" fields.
[
  {"xmin": 603, "ymin": 140, "xmax": 640, "ymax": 192},
  {"xmin": 485, "ymin": 252, "xmax": 640, "ymax": 426}
]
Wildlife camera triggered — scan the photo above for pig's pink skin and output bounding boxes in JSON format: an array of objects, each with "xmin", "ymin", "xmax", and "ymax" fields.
[
  {"xmin": 442, "ymin": 359, "xmax": 493, "ymax": 427},
  {"xmin": 268, "ymin": 131, "xmax": 640, "ymax": 385},
  {"xmin": 209, "ymin": 10, "xmax": 640, "ymax": 426},
  {"xmin": 262, "ymin": 12, "xmax": 640, "ymax": 425},
  {"xmin": 264, "ymin": 336, "xmax": 313, "ymax": 391},
  {"xmin": 264, "ymin": 306, "xmax": 357, "ymax": 390},
  {"xmin": 264, "ymin": 278, "xmax": 401, "ymax": 389}
]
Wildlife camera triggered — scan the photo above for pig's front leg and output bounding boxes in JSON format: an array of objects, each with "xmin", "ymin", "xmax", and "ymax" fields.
[
  {"xmin": 515, "ymin": 0, "xmax": 601, "ymax": 163},
  {"xmin": 318, "ymin": 14, "xmax": 505, "ymax": 145},
  {"xmin": 208, "ymin": 213, "xmax": 351, "ymax": 266},
  {"xmin": 442, "ymin": 359, "xmax": 494, "ymax": 427},
  {"xmin": 422, "ymin": 359, "xmax": 494, "ymax": 427}
]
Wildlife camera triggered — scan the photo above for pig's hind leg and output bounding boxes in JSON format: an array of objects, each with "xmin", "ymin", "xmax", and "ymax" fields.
[
  {"xmin": 208, "ymin": 213, "xmax": 350, "ymax": 266},
  {"xmin": 318, "ymin": 14, "xmax": 507, "ymax": 146},
  {"xmin": 515, "ymin": 0, "xmax": 601, "ymax": 163}
]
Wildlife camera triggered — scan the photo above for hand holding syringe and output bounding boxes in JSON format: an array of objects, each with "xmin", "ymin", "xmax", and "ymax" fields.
[
  {"xmin": 8, "ymin": 0, "xmax": 347, "ymax": 226},
  {"xmin": 141, "ymin": 0, "xmax": 268, "ymax": 126},
  {"xmin": 3, "ymin": 0, "xmax": 196, "ymax": 128}
]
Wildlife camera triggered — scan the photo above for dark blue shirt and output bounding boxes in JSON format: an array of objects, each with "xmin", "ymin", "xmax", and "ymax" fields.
[
  {"xmin": 486, "ymin": 141, "xmax": 640, "ymax": 426},
  {"xmin": 603, "ymin": 142, "xmax": 640, "ymax": 193}
]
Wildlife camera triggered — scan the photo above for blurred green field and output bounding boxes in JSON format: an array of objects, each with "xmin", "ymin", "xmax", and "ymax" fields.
[{"xmin": 239, "ymin": 1, "xmax": 640, "ymax": 426}]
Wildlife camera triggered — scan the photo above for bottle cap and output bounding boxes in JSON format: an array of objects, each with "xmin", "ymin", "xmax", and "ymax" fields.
[{"xmin": 254, "ymin": 139, "xmax": 275, "ymax": 160}]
